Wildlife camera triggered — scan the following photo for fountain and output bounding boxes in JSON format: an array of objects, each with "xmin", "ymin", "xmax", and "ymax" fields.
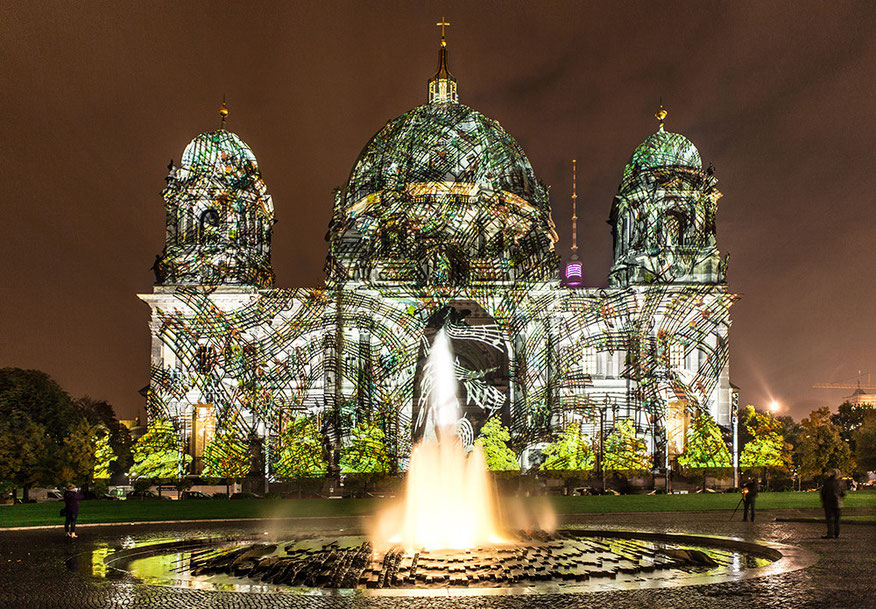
[{"xmin": 381, "ymin": 328, "xmax": 504, "ymax": 550}]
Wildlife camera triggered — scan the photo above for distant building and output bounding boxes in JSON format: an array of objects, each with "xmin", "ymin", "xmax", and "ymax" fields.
[
  {"xmin": 119, "ymin": 417, "xmax": 147, "ymax": 443},
  {"xmin": 844, "ymin": 387, "xmax": 876, "ymax": 407}
]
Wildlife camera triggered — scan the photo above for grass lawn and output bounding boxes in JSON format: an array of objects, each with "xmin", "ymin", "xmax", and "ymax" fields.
[{"xmin": 1, "ymin": 490, "xmax": 873, "ymax": 529}]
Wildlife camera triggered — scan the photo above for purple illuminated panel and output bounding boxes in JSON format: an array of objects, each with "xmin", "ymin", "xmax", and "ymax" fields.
[{"xmin": 565, "ymin": 262, "xmax": 583, "ymax": 286}]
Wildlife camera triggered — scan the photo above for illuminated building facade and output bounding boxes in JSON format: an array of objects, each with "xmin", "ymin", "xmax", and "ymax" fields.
[{"xmin": 139, "ymin": 34, "xmax": 736, "ymax": 476}]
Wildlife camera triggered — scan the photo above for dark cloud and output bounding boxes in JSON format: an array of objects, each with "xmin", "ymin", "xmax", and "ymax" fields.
[{"xmin": 1, "ymin": 2, "xmax": 874, "ymax": 421}]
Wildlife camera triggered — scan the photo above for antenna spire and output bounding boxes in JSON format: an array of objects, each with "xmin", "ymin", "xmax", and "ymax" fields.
[
  {"xmin": 571, "ymin": 159, "xmax": 578, "ymax": 254},
  {"xmin": 564, "ymin": 159, "xmax": 584, "ymax": 287}
]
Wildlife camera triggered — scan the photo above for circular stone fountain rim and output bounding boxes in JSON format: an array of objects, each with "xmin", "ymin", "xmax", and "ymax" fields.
[{"xmin": 100, "ymin": 529, "xmax": 817, "ymax": 597}]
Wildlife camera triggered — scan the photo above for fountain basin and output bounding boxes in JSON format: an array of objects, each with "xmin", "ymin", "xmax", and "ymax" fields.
[{"xmin": 93, "ymin": 529, "xmax": 815, "ymax": 596}]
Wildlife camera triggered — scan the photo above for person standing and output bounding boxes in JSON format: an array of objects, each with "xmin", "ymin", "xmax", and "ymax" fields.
[
  {"xmin": 820, "ymin": 469, "xmax": 846, "ymax": 539},
  {"xmin": 62, "ymin": 484, "xmax": 82, "ymax": 538},
  {"xmin": 742, "ymin": 478, "xmax": 759, "ymax": 522}
]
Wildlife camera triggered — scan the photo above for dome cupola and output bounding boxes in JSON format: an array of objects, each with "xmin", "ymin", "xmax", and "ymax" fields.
[
  {"xmin": 608, "ymin": 105, "xmax": 726, "ymax": 287},
  {"xmin": 152, "ymin": 102, "xmax": 275, "ymax": 288}
]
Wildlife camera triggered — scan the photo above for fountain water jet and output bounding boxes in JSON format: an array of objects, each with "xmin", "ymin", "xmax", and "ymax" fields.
[{"xmin": 378, "ymin": 328, "xmax": 504, "ymax": 551}]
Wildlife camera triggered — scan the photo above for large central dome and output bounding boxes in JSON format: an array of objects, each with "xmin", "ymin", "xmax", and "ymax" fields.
[
  {"xmin": 325, "ymin": 34, "xmax": 559, "ymax": 287},
  {"xmin": 341, "ymin": 102, "xmax": 549, "ymax": 215}
]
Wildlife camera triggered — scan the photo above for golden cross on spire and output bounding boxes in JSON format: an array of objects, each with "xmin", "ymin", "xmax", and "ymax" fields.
[{"xmin": 436, "ymin": 18, "xmax": 450, "ymax": 45}]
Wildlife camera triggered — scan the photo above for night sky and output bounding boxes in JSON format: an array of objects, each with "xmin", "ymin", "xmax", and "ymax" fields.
[{"xmin": 2, "ymin": 2, "xmax": 874, "ymax": 422}]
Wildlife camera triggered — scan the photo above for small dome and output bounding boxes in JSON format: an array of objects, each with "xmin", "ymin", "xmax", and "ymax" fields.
[
  {"xmin": 341, "ymin": 102, "xmax": 549, "ymax": 213},
  {"xmin": 180, "ymin": 130, "xmax": 258, "ymax": 176},
  {"xmin": 621, "ymin": 127, "xmax": 701, "ymax": 185}
]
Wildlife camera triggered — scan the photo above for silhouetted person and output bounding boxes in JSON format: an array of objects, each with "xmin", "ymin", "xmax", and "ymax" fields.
[
  {"xmin": 742, "ymin": 478, "xmax": 759, "ymax": 522},
  {"xmin": 820, "ymin": 469, "xmax": 846, "ymax": 538},
  {"xmin": 62, "ymin": 485, "xmax": 83, "ymax": 538}
]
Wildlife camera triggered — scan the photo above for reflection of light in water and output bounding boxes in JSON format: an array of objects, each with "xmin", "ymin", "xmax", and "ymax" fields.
[
  {"xmin": 375, "ymin": 329, "xmax": 504, "ymax": 550},
  {"xmin": 91, "ymin": 544, "xmax": 111, "ymax": 578}
]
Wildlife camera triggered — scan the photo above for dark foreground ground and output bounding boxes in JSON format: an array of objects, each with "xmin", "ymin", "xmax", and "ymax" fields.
[{"xmin": 1, "ymin": 508, "xmax": 873, "ymax": 609}]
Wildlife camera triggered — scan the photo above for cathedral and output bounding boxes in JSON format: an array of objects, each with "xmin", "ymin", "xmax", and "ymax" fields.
[{"xmin": 139, "ymin": 32, "xmax": 737, "ymax": 478}]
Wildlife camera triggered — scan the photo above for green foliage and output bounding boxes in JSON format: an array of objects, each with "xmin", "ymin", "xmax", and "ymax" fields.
[
  {"xmin": 91, "ymin": 479, "xmax": 109, "ymax": 496},
  {"xmin": 174, "ymin": 477, "xmax": 194, "ymax": 497},
  {"xmin": 795, "ymin": 407, "xmax": 855, "ymax": 478},
  {"xmin": 738, "ymin": 405, "xmax": 792, "ymax": 470},
  {"xmin": 540, "ymin": 424, "xmax": 593, "ymax": 472},
  {"xmin": 202, "ymin": 428, "xmax": 251, "ymax": 479},
  {"xmin": 340, "ymin": 420, "xmax": 391, "ymax": 475},
  {"xmin": 130, "ymin": 418, "xmax": 190, "ymax": 480},
  {"xmin": 0, "ymin": 411, "xmax": 51, "ymax": 491},
  {"xmin": 0, "ymin": 368, "xmax": 78, "ymax": 443},
  {"xmin": 274, "ymin": 417, "xmax": 328, "ymax": 478},
  {"xmin": 602, "ymin": 419, "xmax": 650, "ymax": 474},
  {"xmin": 57, "ymin": 418, "xmax": 98, "ymax": 486},
  {"xmin": 853, "ymin": 410, "xmax": 876, "ymax": 472},
  {"xmin": 92, "ymin": 426, "xmax": 116, "ymax": 480},
  {"xmin": 678, "ymin": 411, "xmax": 731, "ymax": 470},
  {"xmin": 76, "ymin": 397, "xmax": 133, "ymax": 474},
  {"xmin": 831, "ymin": 401, "xmax": 868, "ymax": 451},
  {"xmin": 475, "ymin": 417, "xmax": 520, "ymax": 472},
  {"xmin": 0, "ymin": 370, "xmax": 133, "ymax": 494}
]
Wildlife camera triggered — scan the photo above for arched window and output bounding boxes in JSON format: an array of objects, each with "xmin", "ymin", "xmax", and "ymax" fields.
[
  {"xmin": 664, "ymin": 209, "xmax": 688, "ymax": 248},
  {"xmin": 198, "ymin": 209, "xmax": 221, "ymax": 244}
]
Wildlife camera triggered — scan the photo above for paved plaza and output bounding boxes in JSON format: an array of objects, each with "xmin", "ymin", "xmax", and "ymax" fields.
[{"xmin": 1, "ymin": 507, "xmax": 873, "ymax": 608}]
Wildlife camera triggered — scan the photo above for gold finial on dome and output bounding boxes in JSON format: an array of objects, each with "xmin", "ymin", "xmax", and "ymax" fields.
[
  {"xmin": 219, "ymin": 96, "xmax": 229, "ymax": 130},
  {"xmin": 655, "ymin": 100, "xmax": 667, "ymax": 131}
]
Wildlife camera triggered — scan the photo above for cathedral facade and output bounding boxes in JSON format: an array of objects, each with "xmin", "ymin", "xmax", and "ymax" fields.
[{"xmin": 139, "ymin": 37, "xmax": 737, "ymax": 477}]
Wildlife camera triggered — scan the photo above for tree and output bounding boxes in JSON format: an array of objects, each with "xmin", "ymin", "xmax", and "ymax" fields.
[
  {"xmin": 174, "ymin": 477, "xmax": 194, "ymax": 500},
  {"xmin": 274, "ymin": 417, "xmax": 327, "ymax": 479},
  {"xmin": 76, "ymin": 397, "xmax": 132, "ymax": 475},
  {"xmin": 130, "ymin": 418, "xmax": 190, "ymax": 490},
  {"xmin": 92, "ymin": 426, "xmax": 117, "ymax": 480},
  {"xmin": 475, "ymin": 417, "xmax": 520, "ymax": 472},
  {"xmin": 678, "ymin": 411, "xmax": 731, "ymax": 469},
  {"xmin": 739, "ymin": 405, "xmax": 792, "ymax": 470},
  {"xmin": 677, "ymin": 411, "xmax": 731, "ymax": 489},
  {"xmin": 0, "ymin": 368, "xmax": 78, "ymax": 444},
  {"xmin": 831, "ymin": 401, "xmax": 868, "ymax": 452},
  {"xmin": 202, "ymin": 428, "xmax": 251, "ymax": 495},
  {"xmin": 540, "ymin": 424, "xmax": 593, "ymax": 472},
  {"xmin": 853, "ymin": 410, "xmax": 876, "ymax": 472},
  {"xmin": 602, "ymin": 419, "xmax": 650, "ymax": 474},
  {"xmin": 0, "ymin": 368, "xmax": 80, "ymax": 499},
  {"xmin": 0, "ymin": 412, "xmax": 51, "ymax": 498},
  {"xmin": 340, "ymin": 420, "xmax": 392, "ymax": 475},
  {"xmin": 56, "ymin": 418, "xmax": 97, "ymax": 487},
  {"xmin": 795, "ymin": 407, "xmax": 855, "ymax": 478}
]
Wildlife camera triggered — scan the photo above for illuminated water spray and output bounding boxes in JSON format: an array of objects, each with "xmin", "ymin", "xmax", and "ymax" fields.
[{"xmin": 377, "ymin": 328, "xmax": 504, "ymax": 550}]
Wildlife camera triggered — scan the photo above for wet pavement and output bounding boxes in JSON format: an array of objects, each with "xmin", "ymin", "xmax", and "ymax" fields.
[{"xmin": 1, "ymin": 508, "xmax": 873, "ymax": 608}]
